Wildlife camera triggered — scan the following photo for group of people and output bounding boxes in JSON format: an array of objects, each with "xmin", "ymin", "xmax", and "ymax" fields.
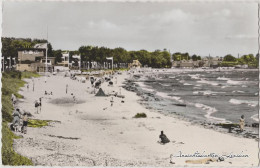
[{"xmin": 12, "ymin": 108, "xmax": 28, "ymax": 134}]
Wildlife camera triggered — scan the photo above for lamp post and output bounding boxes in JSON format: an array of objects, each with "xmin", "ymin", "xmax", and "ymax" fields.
[{"xmin": 2, "ymin": 56, "xmax": 4, "ymax": 72}]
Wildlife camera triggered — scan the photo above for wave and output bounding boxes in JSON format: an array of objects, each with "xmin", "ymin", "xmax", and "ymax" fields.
[
  {"xmin": 232, "ymin": 90, "xmax": 245, "ymax": 93},
  {"xmin": 169, "ymin": 76, "xmax": 176, "ymax": 79},
  {"xmin": 183, "ymin": 83, "xmax": 192, "ymax": 86},
  {"xmin": 155, "ymin": 92, "xmax": 183, "ymax": 102},
  {"xmin": 158, "ymin": 83, "xmax": 171, "ymax": 87},
  {"xmin": 194, "ymin": 103, "xmax": 227, "ymax": 123},
  {"xmin": 193, "ymin": 90, "xmax": 226, "ymax": 96},
  {"xmin": 250, "ymin": 114, "xmax": 259, "ymax": 122},
  {"xmin": 136, "ymin": 82, "xmax": 155, "ymax": 92},
  {"xmin": 188, "ymin": 74, "xmax": 201, "ymax": 79},
  {"xmin": 229, "ymin": 99, "xmax": 258, "ymax": 107},
  {"xmin": 197, "ymin": 79, "xmax": 219, "ymax": 86},
  {"xmin": 227, "ymin": 80, "xmax": 244, "ymax": 85},
  {"xmin": 217, "ymin": 77, "xmax": 230, "ymax": 81}
]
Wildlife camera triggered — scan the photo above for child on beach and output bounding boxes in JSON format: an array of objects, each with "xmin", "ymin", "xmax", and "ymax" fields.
[{"xmin": 239, "ymin": 115, "xmax": 245, "ymax": 132}]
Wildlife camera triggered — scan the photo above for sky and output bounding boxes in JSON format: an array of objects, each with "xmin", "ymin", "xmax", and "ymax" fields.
[{"xmin": 2, "ymin": 1, "xmax": 258, "ymax": 57}]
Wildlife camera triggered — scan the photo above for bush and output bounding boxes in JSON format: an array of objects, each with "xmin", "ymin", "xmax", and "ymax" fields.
[
  {"xmin": 2, "ymin": 71, "xmax": 39, "ymax": 165},
  {"xmin": 2, "ymin": 122, "xmax": 33, "ymax": 165},
  {"xmin": 133, "ymin": 113, "xmax": 147, "ymax": 118}
]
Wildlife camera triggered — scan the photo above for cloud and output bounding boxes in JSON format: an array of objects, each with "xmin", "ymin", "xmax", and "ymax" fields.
[
  {"xmin": 213, "ymin": 9, "xmax": 231, "ymax": 17},
  {"xmin": 225, "ymin": 34, "xmax": 257, "ymax": 39},
  {"xmin": 87, "ymin": 20, "xmax": 120, "ymax": 31},
  {"xmin": 149, "ymin": 9, "xmax": 190, "ymax": 23}
]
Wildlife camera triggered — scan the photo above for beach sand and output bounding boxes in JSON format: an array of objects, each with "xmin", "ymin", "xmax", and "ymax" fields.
[{"xmin": 13, "ymin": 71, "xmax": 258, "ymax": 166}]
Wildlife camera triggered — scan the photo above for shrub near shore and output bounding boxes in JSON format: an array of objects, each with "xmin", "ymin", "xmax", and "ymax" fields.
[{"xmin": 2, "ymin": 71, "xmax": 40, "ymax": 165}]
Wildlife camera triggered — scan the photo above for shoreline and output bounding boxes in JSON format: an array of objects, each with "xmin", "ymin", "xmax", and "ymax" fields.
[
  {"xmin": 12, "ymin": 70, "xmax": 258, "ymax": 166},
  {"xmin": 124, "ymin": 68, "xmax": 259, "ymax": 139},
  {"xmin": 123, "ymin": 78, "xmax": 259, "ymax": 140}
]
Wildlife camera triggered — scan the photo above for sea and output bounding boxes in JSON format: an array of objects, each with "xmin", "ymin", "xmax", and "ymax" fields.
[{"xmin": 130, "ymin": 68, "xmax": 259, "ymax": 138}]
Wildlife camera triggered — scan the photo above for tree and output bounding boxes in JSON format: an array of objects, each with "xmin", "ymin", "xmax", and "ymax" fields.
[
  {"xmin": 53, "ymin": 50, "xmax": 62, "ymax": 64},
  {"xmin": 191, "ymin": 55, "xmax": 198, "ymax": 61},
  {"xmin": 223, "ymin": 54, "xmax": 237, "ymax": 62}
]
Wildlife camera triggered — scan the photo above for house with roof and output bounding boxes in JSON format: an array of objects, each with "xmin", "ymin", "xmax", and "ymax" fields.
[{"xmin": 16, "ymin": 43, "xmax": 55, "ymax": 72}]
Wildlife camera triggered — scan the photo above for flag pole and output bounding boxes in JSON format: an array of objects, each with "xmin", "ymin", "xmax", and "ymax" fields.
[{"xmin": 45, "ymin": 25, "xmax": 48, "ymax": 83}]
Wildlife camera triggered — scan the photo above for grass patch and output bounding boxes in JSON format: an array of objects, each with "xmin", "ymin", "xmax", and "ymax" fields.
[
  {"xmin": 216, "ymin": 123, "xmax": 239, "ymax": 128},
  {"xmin": 2, "ymin": 71, "xmax": 39, "ymax": 165},
  {"xmin": 27, "ymin": 119, "xmax": 50, "ymax": 128},
  {"xmin": 2, "ymin": 122, "xmax": 33, "ymax": 165},
  {"xmin": 21, "ymin": 71, "xmax": 41, "ymax": 79},
  {"xmin": 133, "ymin": 113, "xmax": 147, "ymax": 118}
]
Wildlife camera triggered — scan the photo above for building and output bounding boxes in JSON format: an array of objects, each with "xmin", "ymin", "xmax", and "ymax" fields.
[
  {"xmin": 128, "ymin": 60, "xmax": 142, "ymax": 68},
  {"xmin": 16, "ymin": 48, "xmax": 45, "ymax": 71},
  {"xmin": 57, "ymin": 52, "xmax": 70, "ymax": 67},
  {"xmin": 16, "ymin": 43, "xmax": 55, "ymax": 72},
  {"xmin": 172, "ymin": 60, "xmax": 194, "ymax": 68}
]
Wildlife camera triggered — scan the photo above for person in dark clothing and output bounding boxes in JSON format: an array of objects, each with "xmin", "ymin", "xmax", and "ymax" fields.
[
  {"xmin": 159, "ymin": 131, "xmax": 170, "ymax": 144},
  {"xmin": 22, "ymin": 113, "xmax": 28, "ymax": 134},
  {"xmin": 39, "ymin": 98, "xmax": 42, "ymax": 112}
]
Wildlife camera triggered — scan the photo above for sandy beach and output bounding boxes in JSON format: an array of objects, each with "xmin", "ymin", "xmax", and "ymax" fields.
[{"xmin": 13, "ymin": 70, "xmax": 258, "ymax": 166}]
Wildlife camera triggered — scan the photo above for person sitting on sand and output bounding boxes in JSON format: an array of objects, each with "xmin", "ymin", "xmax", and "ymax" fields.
[
  {"xmin": 45, "ymin": 91, "xmax": 48, "ymax": 95},
  {"xmin": 12, "ymin": 108, "xmax": 21, "ymax": 132},
  {"xmin": 22, "ymin": 113, "xmax": 28, "ymax": 134},
  {"xmin": 239, "ymin": 115, "xmax": 245, "ymax": 132},
  {"xmin": 159, "ymin": 131, "xmax": 170, "ymax": 144}
]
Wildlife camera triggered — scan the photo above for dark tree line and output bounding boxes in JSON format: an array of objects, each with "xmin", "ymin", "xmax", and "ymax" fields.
[{"xmin": 2, "ymin": 37, "xmax": 258, "ymax": 68}]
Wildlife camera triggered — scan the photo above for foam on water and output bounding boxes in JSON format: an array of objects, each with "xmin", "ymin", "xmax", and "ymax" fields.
[
  {"xmin": 137, "ymin": 82, "xmax": 155, "ymax": 92},
  {"xmin": 193, "ymin": 90, "xmax": 225, "ymax": 95},
  {"xmin": 227, "ymin": 80, "xmax": 244, "ymax": 85},
  {"xmin": 188, "ymin": 74, "xmax": 200, "ymax": 79},
  {"xmin": 156, "ymin": 91, "xmax": 183, "ymax": 102},
  {"xmin": 250, "ymin": 114, "xmax": 259, "ymax": 122},
  {"xmin": 197, "ymin": 79, "xmax": 218, "ymax": 86},
  {"xmin": 183, "ymin": 83, "xmax": 192, "ymax": 86},
  {"xmin": 229, "ymin": 99, "xmax": 258, "ymax": 107},
  {"xmin": 194, "ymin": 103, "xmax": 227, "ymax": 123},
  {"xmin": 159, "ymin": 83, "xmax": 171, "ymax": 87},
  {"xmin": 232, "ymin": 90, "xmax": 245, "ymax": 93},
  {"xmin": 217, "ymin": 77, "xmax": 230, "ymax": 81}
]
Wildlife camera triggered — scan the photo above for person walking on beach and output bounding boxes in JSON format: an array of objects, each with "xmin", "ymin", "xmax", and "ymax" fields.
[
  {"xmin": 66, "ymin": 84, "xmax": 68, "ymax": 94},
  {"xmin": 39, "ymin": 98, "xmax": 42, "ymax": 112},
  {"xmin": 35, "ymin": 100, "xmax": 40, "ymax": 114},
  {"xmin": 159, "ymin": 131, "xmax": 170, "ymax": 144},
  {"xmin": 239, "ymin": 115, "xmax": 245, "ymax": 132},
  {"xmin": 27, "ymin": 84, "xmax": 29, "ymax": 91},
  {"xmin": 110, "ymin": 97, "xmax": 114, "ymax": 106},
  {"xmin": 12, "ymin": 108, "xmax": 21, "ymax": 132},
  {"xmin": 22, "ymin": 113, "xmax": 28, "ymax": 134}
]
